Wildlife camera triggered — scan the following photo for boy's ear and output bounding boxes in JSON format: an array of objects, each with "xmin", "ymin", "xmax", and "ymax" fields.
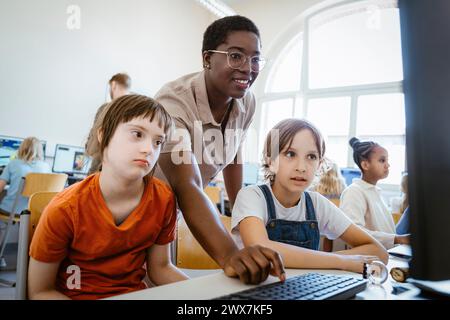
[{"xmin": 97, "ymin": 128, "xmax": 103, "ymax": 144}]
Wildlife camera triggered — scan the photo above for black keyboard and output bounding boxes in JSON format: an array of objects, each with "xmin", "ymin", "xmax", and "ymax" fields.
[{"xmin": 214, "ymin": 273, "xmax": 368, "ymax": 300}]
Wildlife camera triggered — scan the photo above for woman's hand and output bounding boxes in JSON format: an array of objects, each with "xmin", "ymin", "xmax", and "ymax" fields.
[{"xmin": 223, "ymin": 245, "xmax": 286, "ymax": 284}]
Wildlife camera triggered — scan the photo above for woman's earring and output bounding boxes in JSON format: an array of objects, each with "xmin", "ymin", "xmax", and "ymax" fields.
[{"xmin": 205, "ymin": 64, "xmax": 211, "ymax": 69}]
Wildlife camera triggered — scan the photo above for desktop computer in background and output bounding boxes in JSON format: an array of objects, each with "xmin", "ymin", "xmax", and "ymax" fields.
[
  {"xmin": 242, "ymin": 163, "xmax": 260, "ymax": 186},
  {"xmin": 340, "ymin": 167, "xmax": 361, "ymax": 187},
  {"xmin": 0, "ymin": 135, "xmax": 24, "ymax": 168},
  {"xmin": 52, "ymin": 144, "xmax": 91, "ymax": 184},
  {"xmin": 400, "ymin": 0, "xmax": 450, "ymax": 296}
]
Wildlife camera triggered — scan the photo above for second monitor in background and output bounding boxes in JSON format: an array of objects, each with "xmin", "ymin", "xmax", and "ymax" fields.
[
  {"xmin": 52, "ymin": 144, "xmax": 91, "ymax": 177},
  {"xmin": 243, "ymin": 163, "xmax": 260, "ymax": 186}
]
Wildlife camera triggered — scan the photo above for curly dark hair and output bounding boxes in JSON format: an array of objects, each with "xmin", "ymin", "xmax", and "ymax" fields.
[
  {"xmin": 202, "ymin": 15, "xmax": 260, "ymax": 52},
  {"xmin": 349, "ymin": 137, "xmax": 379, "ymax": 171}
]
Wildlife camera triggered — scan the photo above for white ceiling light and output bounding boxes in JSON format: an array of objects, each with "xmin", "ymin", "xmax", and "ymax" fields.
[{"xmin": 195, "ymin": 0, "xmax": 236, "ymax": 17}]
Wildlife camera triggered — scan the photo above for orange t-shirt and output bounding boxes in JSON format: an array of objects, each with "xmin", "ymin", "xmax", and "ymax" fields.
[{"xmin": 29, "ymin": 173, "xmax": 177, "ymax": 300}]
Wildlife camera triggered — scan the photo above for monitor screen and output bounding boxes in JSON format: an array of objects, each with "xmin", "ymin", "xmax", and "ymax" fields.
[
  {"xmin": 52, "ymin": 144, "xmax": 91, "ymax": 175},
  {"xmin": 243, "ymin": 163, "xmax": 260, "ymax": 186},
  {"xmin": 340, "ymin": 167, "xmax": 361, "ymax": 187},
  {"xmin": 0, "ymin": 135, "xmax": 24, "ymax": 167},
  {"xmin": 400, "ymin": 0, "xmax": 450, "ymax": 282}
]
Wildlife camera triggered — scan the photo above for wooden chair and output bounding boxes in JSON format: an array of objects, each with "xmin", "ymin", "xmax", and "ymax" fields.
[
  {"xmin": 392, "ymin": 212, "xmax": 402, "ymax": 224},
  {"xmin": 15, "ymin": 191, "xmax": 59, "ymax": 299},
  {"xmin": 323, "ymin": 198, "xmax": 340, "ymax": 252},
  {"xmin": 176, "ymin": 215, "xmax": 231, "ymax": 269},
  {"xmin": 0, "ymin": 173, "xmax": 67, "ymax": 269},
  {"xmin": 204, "ymin": 186, "xmax": 224, "ymax": 214}
]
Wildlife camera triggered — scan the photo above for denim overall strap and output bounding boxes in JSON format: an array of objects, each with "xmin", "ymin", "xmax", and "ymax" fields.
[
  {"xmin": 260, "ymin": 186, "xmax": 321, "ymax": 251},
  {"xmin": 304, "ymin": 192, "xmax": 317, "ymax": 221},
  {"xmin": 258, "ymin": 185, "xmax": 277, "ymax": 220}
]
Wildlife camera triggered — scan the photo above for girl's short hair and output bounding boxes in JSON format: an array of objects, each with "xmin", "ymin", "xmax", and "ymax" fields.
[
  {"xmin": 89, "ymin": 94, "xmax": 173, "ymax": 173},
  {"xmin": 109, "ymin": 73, "xmax": 131, "ymax": 89},
  {"xmin": 349, "ymin": 137, "xmax": 379, "ymax": 171},
  {"xmin": 262, "ymin": 119, "xmax": 325, "ymax": 182},
  {"xmin": 17, "ymin": 137, "xmax": 44, "ymax": 163},
  {"xmin": 202, "ymin": 15, "xmax": 260, "ymax": 52}
]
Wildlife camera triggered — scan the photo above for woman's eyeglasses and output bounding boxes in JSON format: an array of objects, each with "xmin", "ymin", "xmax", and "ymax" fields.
[{"xmin": 207, "ymin": 50, "xmax": 266, "ymax": 72}]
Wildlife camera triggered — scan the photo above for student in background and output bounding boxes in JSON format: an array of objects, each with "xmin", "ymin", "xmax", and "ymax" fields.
[
  {"xmin": 155, "ymin": 15, "xmax": 285, "ymax": 284},
  {"xmin": 108, "ymin": 72, "xmax": 131, "ymax": 101},
  {"xmin": 340, "ymin": 137, "xmax": 409, "ymax": 249},
  {"xmin": 310, "ymin": 160, "xmax": 347, "ymax": 252},
  {"xmin": 0, "ymin": 137, "xmax": 50, "ymax": 215},
  {"xmin": 28, "ymin": 95, "xmax": 188, "ymax": 300},
  {"xmin": 310, "ymin": 160, "xmax": 346, "ymax": 200},
  {"xmin": 396, "ymin": 173, "xmax": 410, "ymax": 235},
  {"xmin": 399, "ymin": 173, "xmax": 408, "ymax": 216},
  {"xmin": 85, "ymin": 73, "xmax": 132, "ymax": 175},
  {"xmin": 232, "ymin": 119, "xmax": 388, "ymax": 274}
]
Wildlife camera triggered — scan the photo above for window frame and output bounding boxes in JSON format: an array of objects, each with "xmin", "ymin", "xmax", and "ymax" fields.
[{"xmin": 251, "ymin": 0, "xmax": 404, "ymax": 189}]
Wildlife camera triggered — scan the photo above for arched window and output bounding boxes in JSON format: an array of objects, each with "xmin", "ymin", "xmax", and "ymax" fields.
[{"xmin": 256, "ymin": 0, "xmax": 404, "ymax": 185}]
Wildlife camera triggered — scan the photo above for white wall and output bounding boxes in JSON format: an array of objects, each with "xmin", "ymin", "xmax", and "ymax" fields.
[
  {"xmin": 226, "ymin": 0, "xmax": 322, "ymax": 56},
  {"xmin": 0, "ymin": 0, "xmax": 212, "ymax": 156}
]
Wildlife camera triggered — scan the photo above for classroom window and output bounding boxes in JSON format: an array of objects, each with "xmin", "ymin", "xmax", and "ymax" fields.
[
  {"xmin": 308, "ymin": 2, "xmax": 403, "ymax": 89},
  {"xmin": 265, "ymin": 35, "xmax": 303, "ymax": 93},
  {"xmin": 259, "ymin": 99, "xmax": 294, "ymax": 155},
  {"xmin": 356, "ymin": 93, "xmax": 405, "ymax": 184},
  {"xmin": 256, "ymin": 0, "xmax": 405, "ymax": 187},
  {"xmin": 306, "ymin": 97, "xmax": 351, "ymax": 168}
]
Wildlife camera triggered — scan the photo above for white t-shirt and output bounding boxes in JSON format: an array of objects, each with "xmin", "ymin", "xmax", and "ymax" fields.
[
  {"xmin": 231, "ymin": 184, "xmax": 353, "ymax": 249},
  {"xmin": 340, "ymin": 179, "xmax": 396, "ymax": 249}
]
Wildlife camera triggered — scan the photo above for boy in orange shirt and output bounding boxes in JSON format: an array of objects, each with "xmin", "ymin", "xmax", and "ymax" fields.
[{"xmin": 28, "ymin": 94, "xmax": 188, "ymax": 299}]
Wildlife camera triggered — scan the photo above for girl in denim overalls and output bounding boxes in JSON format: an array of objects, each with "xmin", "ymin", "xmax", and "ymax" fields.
[{"xmin": 231, "ymin": 119, "xmax": 388, "ymax": 274}]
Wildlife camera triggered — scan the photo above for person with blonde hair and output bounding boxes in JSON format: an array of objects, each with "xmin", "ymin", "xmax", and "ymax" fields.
[
  {"xmin": 0, "ymin": 137, "xmax": 50, "ymax": 215},
  {"xmin": 311, "ymin": 161, "xmax": 347, "ymax": 199}
]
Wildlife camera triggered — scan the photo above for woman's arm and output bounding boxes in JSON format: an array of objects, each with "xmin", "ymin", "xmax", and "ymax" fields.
[
  {"xmin": 239, "ymin": 217, "xmax": 380, "ymax": 274},
  {"xmin": 158, "ymin": 151, "xmax": 285, "ymax": 284},
  {"xmin": 222, "ymin": 152, "xmax": 243, "ymax": 208},
  {"xmin": 146, "ymin": 244, "xmax": 188, "ymax": 285},
  {"xmin": 28, "ymin": 257, "xmax": 70, "ymax": 300}
]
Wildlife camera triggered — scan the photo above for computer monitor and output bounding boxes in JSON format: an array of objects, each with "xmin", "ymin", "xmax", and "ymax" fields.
[
  {"xmin": 243, "ymin": 163, "xmax": 260, "ymax": 186},
  {"xmin": 340, "ymin": 167, "xmax": 361, "ymax": 187},
  {"xmin": 0, "ymin": 135, "xmax": 24, "ymax": 167},
  {"xmin": 52, "ymin": 144, "xmax": 91, "ymax": 175},
  {"xmin": 400, "ymin": 0, "xmax": 450, "ymax": 283}
]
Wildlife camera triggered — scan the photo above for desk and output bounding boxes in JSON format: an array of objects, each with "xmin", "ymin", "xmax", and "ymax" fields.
[{"xmin": 107, "ymin": 247, "xmax": 419, "ymax": 300}]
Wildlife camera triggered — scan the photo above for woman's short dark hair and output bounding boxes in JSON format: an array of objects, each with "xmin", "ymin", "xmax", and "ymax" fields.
[
  {"xmin": 202, "ymin": 15, "xmax": 260, "ymax": 52},
  {"xmin": 349, "ymin": 137, "xmax": 379, "ymax": 171}
]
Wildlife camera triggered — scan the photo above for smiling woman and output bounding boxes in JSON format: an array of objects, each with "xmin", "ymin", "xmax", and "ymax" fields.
[{"xmin": 154, "ymin": 15, "xmax": 286, "ymax": 285}]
